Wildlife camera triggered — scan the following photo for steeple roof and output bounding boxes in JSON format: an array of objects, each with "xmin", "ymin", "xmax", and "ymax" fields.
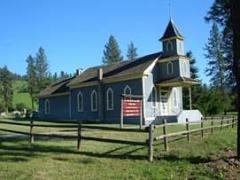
[{"xmin": 160, "ymin": 19, "xmax": 184, "ymax": 41}]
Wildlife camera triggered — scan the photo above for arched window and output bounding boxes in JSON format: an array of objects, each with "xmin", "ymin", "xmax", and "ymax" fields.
[
  {"xmin": 167, "ymin": 61, "xmax": 173, "ymax": 75},
  {"xmin": 124, "ymin": 85, "xmax": 131, "ymax": 95},
  {"xmin": 77, "ymin": 91, "xmax": 83, "ymax": 112},
  {"xmin": 173, "ymin": 89, "xmax": 177, "ymax": 107},
  {"xmin": 166, "ymin": 41, "xmax": 173, "ymax": 52},
  {"xmin": 45, "ymin": 99, "xmax": 50, "ymax": 114},
  {"xmin": 151, "ymin": 86, "xmax": 157, "ymax": 108},
  {"xmin": 106, "ymin": 88, "xmax": 114, "ymax": 110},
  {"xmin": 183, "ymin": 61, "xmax": 187, "ymax": 76},
  {"xmin": 91, "ymin": 90, "xmax": 98, "ymax": 111}
]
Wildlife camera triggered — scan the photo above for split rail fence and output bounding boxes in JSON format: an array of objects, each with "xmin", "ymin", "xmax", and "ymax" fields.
[{"xmin": 0, "ymin": 116, "xmax": 237, "ymax": 162}]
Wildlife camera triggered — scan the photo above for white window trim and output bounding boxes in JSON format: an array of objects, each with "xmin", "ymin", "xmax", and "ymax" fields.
[
  {"xmin": 106, "ymin": 88, "xmax": 114, "ymax": 111},
  {"xmin": 77, "ymin": 91, "xmax": 83, "ymax": 112},
  {"xmin": 151, "ymin": 86, "xmax": 157, "ymax": 108},
  {"xmin": 173, "ymin": 89, "xmax": 178, "ymax": 108},
  {"xmin": 167, "ymin": 61, "xmax": 173, "ymax": 75},
  {"xmin": 45, "ymin": 99, "xmax": 50, "ymax": 114},
  {"xmin": 123, "ymin": 85, "xmax": 132, "ymax": 95},
  {"xmin": 91, "ymin": 90, "xmax": 98, "ymax": 112}
]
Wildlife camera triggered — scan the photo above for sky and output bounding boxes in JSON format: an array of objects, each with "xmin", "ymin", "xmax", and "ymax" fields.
[{"xmin": 0, "ymin": 0, "xmax": 213, "ymax": 84}]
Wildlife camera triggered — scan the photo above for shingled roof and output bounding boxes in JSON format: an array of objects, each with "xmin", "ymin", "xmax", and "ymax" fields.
[
  {"xmin": 38, "ymin": 52, "xmax": 162, "ymax": 97},
  {"xmin": 38, "ymin": 77, "xmax": 73, "ymax": 97},
  {"xmin": 160, "ymin": 19, "xmax": 184, "ymax": 41},
  {"xmin": 68, "ymin": 52, "xmax": 162, "ymax": 86}
]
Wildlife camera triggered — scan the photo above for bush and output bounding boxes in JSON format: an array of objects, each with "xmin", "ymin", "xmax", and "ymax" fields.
[{"xmin": 15, "ymin": 103, "xmax": 27, "ymax": 111}]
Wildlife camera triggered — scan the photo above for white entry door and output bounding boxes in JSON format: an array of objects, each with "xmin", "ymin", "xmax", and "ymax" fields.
[{"xmin": 160, "ymin": 90, "xmax": 168, "ymax": 115}]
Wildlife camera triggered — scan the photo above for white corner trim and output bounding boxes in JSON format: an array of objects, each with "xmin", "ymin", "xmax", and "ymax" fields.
[{"xmin": 143, "ymin": 57, "xmax": 159, "ymax": 75}]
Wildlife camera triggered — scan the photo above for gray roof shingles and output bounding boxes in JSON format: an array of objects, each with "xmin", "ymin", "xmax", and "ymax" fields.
[{"xmin": 39, "ymin": 52, "xmax": 162, "ymax": 97}]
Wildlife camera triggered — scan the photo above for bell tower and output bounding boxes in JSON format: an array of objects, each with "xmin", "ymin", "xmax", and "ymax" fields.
[{"xmin": 160, "ymin": 19, "xmax": 184, "ymax": 56}]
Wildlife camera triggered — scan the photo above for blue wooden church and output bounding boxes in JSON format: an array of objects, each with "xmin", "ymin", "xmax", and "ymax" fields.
[{"xmin": 38, "ymin": 20, "xmax": 203, "ymax": 125}]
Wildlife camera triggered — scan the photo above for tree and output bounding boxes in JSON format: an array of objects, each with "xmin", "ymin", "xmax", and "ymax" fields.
[
  {"xmin": 102, "ymin": 35, "xmax": 123, "ymax": 65},
  {"xmin": 230, "ymin": 0, "xmax": 240, "ymax": 160},
  {"xmin": 127, "ymin": 41, "xmax": 138, "ymax": 61},
  {"xmin": 36, "ymin": 47, "xmax": 49, "ymax": 91},
  {"xmin": 187, "ymin": 51, "xmax": 199, "ymax": 80},
  {"xmin": 183, "ymin": 51, "xmax": 199, "ymax": 109},
  {"xmin": 26, "ymin": 55, "xmax": 37, "ymax": 110},
  {"xmin": 206, "ymin": 0, "xmax": 240, "ymax": 160},
  {"xmin": 205, "ymin": 22, "xmax": 226, "ymax": 89},
  {"xmin": 0, "ymin": 66, "xmax": 13, "ymax": 114}
]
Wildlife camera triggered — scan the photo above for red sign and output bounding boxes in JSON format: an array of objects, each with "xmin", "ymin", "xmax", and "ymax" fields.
[{"xmin": 123, "ymin": 99, "xmax": 142, "ymax": 117}]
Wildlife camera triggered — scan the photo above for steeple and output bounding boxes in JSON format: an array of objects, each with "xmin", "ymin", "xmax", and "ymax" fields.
[
  {"xmin": 160, "ymin": 19, "xmax": 183, "ymax": 41},
  {"xmin": 160, "ymin": 19, "xmax": 185, "ymax": 56}
]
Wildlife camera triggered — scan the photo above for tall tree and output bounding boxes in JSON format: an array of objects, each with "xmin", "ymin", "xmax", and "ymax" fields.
[
  {"xmin": 0, "ymin": 66, "xmax": 13, "ymax": 114},
  {"xmin": 205, "ymin": 22, "xmax": 226, "ymax": 89},
  {"xmin": 206, "ymin": 0, "xmax": 240, "ymax": 160},
  {"xmin": 187, "ymin": 51, "xmax": 199, "ymax": 80},
  {"xmin": 26, "ymin": 55, "xmax": 37, "ymax": 110},
  {"xmin": 102, "ymin": 35, "xmax": 123, "ymax": 65},
  {"xmin": 127, "ymin": 41, "xmax": 138, "ymax": 61},
  {"xmin": 36, "ymin": 47, "xmax": 49, "ymax": 91},
  {"xmin": 183, "ymin": 51, "xmax": 199, "ymax": 109},
  {"xmin": 230, "ymin": 0, "xmax": 240, "ymax": 160}
]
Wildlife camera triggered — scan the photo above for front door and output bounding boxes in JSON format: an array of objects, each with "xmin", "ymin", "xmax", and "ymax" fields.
[{"xmin": 160, "ymin": 90, "xmax": 169, "ymax": 115}]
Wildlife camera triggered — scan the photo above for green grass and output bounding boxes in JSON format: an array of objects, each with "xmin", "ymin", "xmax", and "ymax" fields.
[{"xmin": 0, "ymin": 119, "xmax": 238, "ymax": 179}]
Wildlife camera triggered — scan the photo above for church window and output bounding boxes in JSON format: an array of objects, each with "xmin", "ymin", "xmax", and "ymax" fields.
[
  {"xmin": 167, "ymin": 61, "xmax": 173, "ymax": 75},
  {"xmin": 106, "ymin": 88, "xmax": 114, "ymax": 110},
  {"xmin": 91, "ymin": 90, "xmax": 98, "ymax": 111}
]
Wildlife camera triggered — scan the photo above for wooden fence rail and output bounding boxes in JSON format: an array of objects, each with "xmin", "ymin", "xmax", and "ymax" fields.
[{"xmin": 0, "ymin": 115, "xmax": 237, "ymax": 162}]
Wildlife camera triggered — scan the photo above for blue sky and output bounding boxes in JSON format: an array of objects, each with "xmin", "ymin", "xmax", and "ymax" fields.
[{"xmin": 0, "ymin": 0, "xmax": 213, "ymax": 83}]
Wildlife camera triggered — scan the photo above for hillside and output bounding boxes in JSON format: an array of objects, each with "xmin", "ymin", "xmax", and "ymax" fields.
[{"xmin": 0, "ymin": 80, "xmax": 38, "ymax": 111}]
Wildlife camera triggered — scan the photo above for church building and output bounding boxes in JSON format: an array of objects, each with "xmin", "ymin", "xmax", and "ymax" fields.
[{"xmin": 38, "ymin": 20, "xmax": 203, "ymax": 125}]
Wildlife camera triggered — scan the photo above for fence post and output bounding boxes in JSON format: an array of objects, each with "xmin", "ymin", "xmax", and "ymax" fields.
[
  {"xmin": 227, "ymin": 117, "xmax": 230, "ymax": 128},
  {"xmin": 201, "ymin": 117, "xmax": 204, "ymax": 140},
  {"xmin": 211, "ymin": 118, "xmax": 214, "ymax": 134},
  {"xmin": 186, "ymin": 118, "xmax": 190, "ymax": 142},
  {"xmin": 163, "ymin": 119, "xmax": 168, "ymax": 151},
  {"xmin": 77, "ymin": 121, "xmax": 82, "ymax": 151},
  {"xmin": 30, "ymin": 120, "xmax": 34, "ymax": 143},
  {"xmin": 221, "ymin": 116, "xmax": 224, "ymax": 130},
  {"xmin": 148, "ymin": 124, "xmax": 154, "ymax": 162},
  {"xmin": 232, "ymin": 116, "xmax": 235, "ymax": 128}
]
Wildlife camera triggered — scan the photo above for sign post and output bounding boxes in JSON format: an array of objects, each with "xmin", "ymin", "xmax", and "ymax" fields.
[{"xmin": 120, "ymin": 95, "xmax": 143, "ymax": 129}]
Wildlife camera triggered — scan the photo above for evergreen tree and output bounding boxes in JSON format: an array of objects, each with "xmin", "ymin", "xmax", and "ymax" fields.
[
  {"xmin": 187, "ymin": 51, "xmax": 199, "ymax": 79},
  {"xmin": 102, "ymin": 35, "xmax": 123, "ymax": 65},
  {"xmin": 0, "ymin": 66, "xmax": 13, "ymax": 114},
  {"xmin": 183, "ymin": 51, "xmax": 199, "ymax": 109},
  {"xmin": 36, "ymin": 47, "xmax": 49, "ymax": 91},
  {"xmin": 127, "ymin": 41, "xmax": 138, "ymax": 61},
  {"xmin": 205, "ymin": 22, "xmax": 226, "ymax": 89},
  {"xmin": 26, "ymin": 55, "xmax": 37, "ymax": 110}
]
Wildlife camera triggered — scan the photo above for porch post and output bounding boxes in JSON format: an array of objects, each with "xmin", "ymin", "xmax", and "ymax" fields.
[{"xmin": 188, "ymin": 87, "xmax": 192, "ymax": 110}]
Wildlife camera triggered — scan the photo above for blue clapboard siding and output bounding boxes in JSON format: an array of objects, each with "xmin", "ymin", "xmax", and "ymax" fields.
[
  {"xmin": 70, "ymin": 79, "xmax": 143, "ymax": 124},
  {"xmin": 38, "ymin": 95, "xmax": 70, "ymax": 120},
  {"xmin": 71, "ymin": 86, "xmax": 99, "ymax": 121},
  {"xmin": 102, "ymin": 79, "xmax": 142, "ymax": 124}
]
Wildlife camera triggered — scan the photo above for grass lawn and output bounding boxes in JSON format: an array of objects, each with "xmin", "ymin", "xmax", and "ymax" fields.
[{"xmin": 0, "ymin": 119, "xmax": 239, "ymax": 179}]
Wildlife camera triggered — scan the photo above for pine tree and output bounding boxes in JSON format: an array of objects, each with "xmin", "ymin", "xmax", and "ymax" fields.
[
  {"xmin": 102, "ymin": 35, "xmax": 123, "ymax": 65},
  {"xmin": 26, "ymin": 55, "xmax": 37, "ymax": 110},
  {"xmin": 127, "ymin": 41, "xmax": 138, "ymax": 61},
  {"xmin": 36, "ymin": 47, "xmax": 49, "ymax": 91},
  {"xmin": 186, "ymin": 51, "xmax": 199, "ymax": 79},
  {"xmin": 183, "ymin": 51, "xmax": 199, "ymax": 109},
  {"xmin": 0, "ymin": 66, "xmax": 13, "ymax": 114},
  {"xmin": 205, "ymin": 22, "xmax": 226, "ymax": 89}
]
